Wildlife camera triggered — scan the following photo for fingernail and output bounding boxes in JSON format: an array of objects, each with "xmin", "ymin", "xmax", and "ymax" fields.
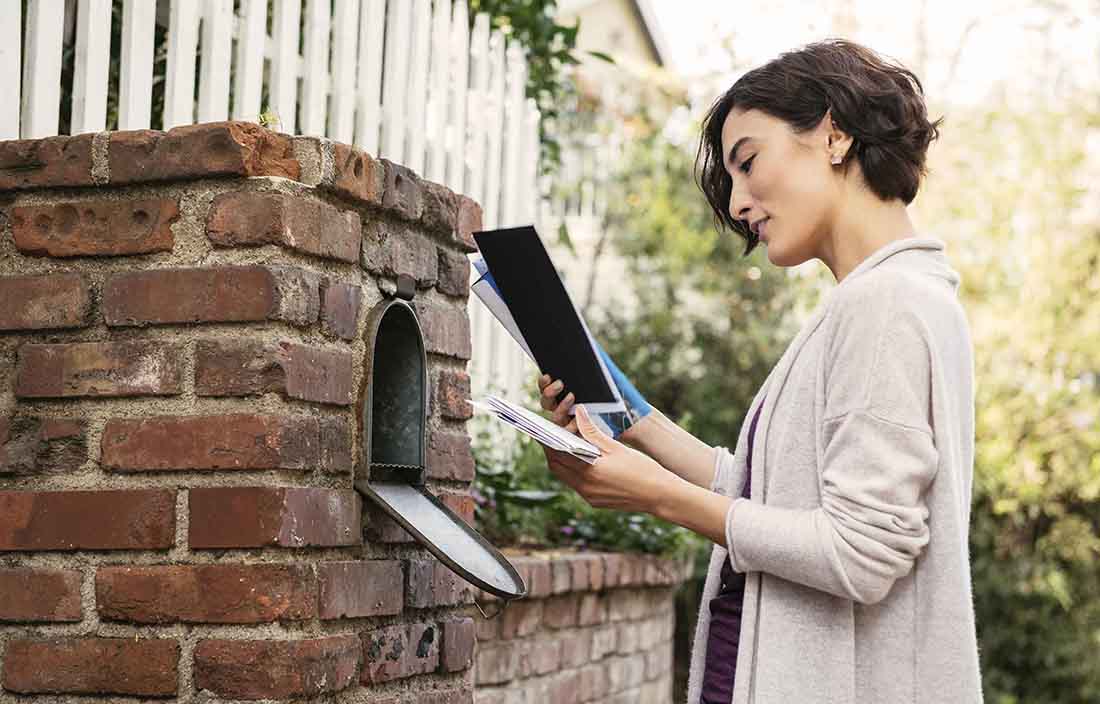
[
  {"xmin": 564, "ymin": 392, "xmax": 574, "ymax": 403},
  {"xmin": 550, "ymin": 380, "xmax": 563, "ymax": 392}
]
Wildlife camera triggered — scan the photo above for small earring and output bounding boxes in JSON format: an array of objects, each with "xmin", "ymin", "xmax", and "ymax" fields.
[{"xmin": 831, "ymin": 154, "xmax": 842, "ymax": 165}]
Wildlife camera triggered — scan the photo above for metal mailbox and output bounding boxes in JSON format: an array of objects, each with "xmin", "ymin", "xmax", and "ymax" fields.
[{"xmin": 354, "ymin": 275, "xmax": 525, "ymax": 603}]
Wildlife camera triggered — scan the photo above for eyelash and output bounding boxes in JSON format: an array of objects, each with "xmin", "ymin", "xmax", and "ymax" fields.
[{"xmin": 739, "ymin": 155, "xmax": 755, "ymax": 174}]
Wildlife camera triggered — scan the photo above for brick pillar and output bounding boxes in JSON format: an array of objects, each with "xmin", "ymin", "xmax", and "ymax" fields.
[{"xmin": 0, "ymin": 121, "xmax": 484, "ymax": 702}]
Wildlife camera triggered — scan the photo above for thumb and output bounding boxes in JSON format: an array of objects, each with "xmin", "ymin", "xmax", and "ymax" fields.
[{"xmin": 575, "ymin": 406, "xmax": 616, "ymax": 452}]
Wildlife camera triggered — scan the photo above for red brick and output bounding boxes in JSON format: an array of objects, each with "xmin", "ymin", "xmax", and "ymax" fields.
[
  {"xmin": 11, "ymin": 199, "xmax": 177, "ymax": 257},
  {"xmin": 426, "ymin": 430, "xmax": 475, "ymax": 482},
  {"xmin": 414, "ymin": 303, "xmax": 471, "ymax": 359},
  {"xmin": 526, "ymin": 559, "xmax": 553, "ymax": 598},
  {"xmin": 440, "ymin": 617, "xmax": 476, "ymax": 672},
  {"xmin": 0, "ymin": 417, "xmax": 87, "ymax": 475},
  {"xmin": 109, "ymin": 121, "xmax": 299, "ymax": 184},
  {"xmin": 361, "ymin": 622, "xmax": 439, "ymax": 684},
  {"xmin": 0, "ymin": 274, "xmax": 91, "ymax": 330},
  {"xmin": 439, "ymin": 491, "xmax": 476, "ymax": 528},
  {"xmin": 380, "ymin": 159, "xmax": 425, "ymax": 221},
  {"xmin": 420, "ymin": 179, "xmax": 458, "ymax": 235},
  {"xmin": 0, "ymin": 568, "xmax": 83, "ymax": 622},
  {"xmin": 580, "ymin": 663, "xmax": 610, "ymax": 701},
  {"xmin": 603, "ymin": 553, "xmax": 624, "ymax": 588},
  {"xmin": 103, "ymin": 265, "xmax": 320, "ymax": 327},
  {"xmin": 15, "ymin": 341, "xmax": 183, "ymax": 398},
  {"xmin": 361, "ymin": 220, "xmax": 439, "ymax": 287},
  {"xmin": 590, "ymin": 551, "xmax": 606, "ymax": 591},
  {"xmin": 330, "ymin": 142, "xmax": 384, "ymax": 204},
  {"xmin": 518, "ymin": 637, "xmax": 562, "ymax": 676},
  {"xmin": 500, "ymin": 600, "xmax": 542, "ymax": 640},
  {"xmin": 319, "ymin": 415, "xmax": 354, "ymax": 474},
  {"xmin": 96, "ymin": 564, "xmax": 317, "ymax": 623},
  {"xmin": 1, "ymin": 638, "xmax": 177, "ymax": 696},
  {"xmin": 318, "ymin": 561, "xmax": 403, "ymax": 619},
  {"xmin": 193, "ymin": 635, "xmax": 359, "ymax": 699},
  {"xmin": 101, "ymin": 414, "xmax": 325, "ymax": 471},
  {"xmin": 195, "ymin": 339, "xmax": 354, "ymax": 405},
  {"xmin": 322, "ymin": 280, "xmax": 362, "ymax": 340},
  {"xmin": 551, "ymin": 558, "xmax": 572, "ymax": 594},
  {"xmin": 437, "ymin": 248, "xmax": 470, "ymax": 298},
  {"xmin": 362, "ymin": 503, "xmax": 414, "ymax": 543},
  {"xmin": 579, "ymin": 592, "xmax": 607, "ymax": 626},
  {"xmin": 571, "ymin": 554, "xmax": 594, "ymax": 591},
  {"xmin": 543, "ymin": 593, "xmax": 580, "ymax": 629},
  {"xmin": 406, "ymin": 557, "xmax": 471, "ymax": 608},
  {"xmin": 0, "ymin": 133, "xmax": 94, "ymax": 190},
  {"xmin": 454, "ymin": 195, "xmax": 482, "ymax": 253},
  {"xmin": 546, "ymin": 668, "xmax": 582, "ymax": 703},
  {"xmin": 475, "ymin": 643, "xmax": 517, "ymax": 685},
  {"xmin": 434, "ymin": 370, "xmax": 472, "ymax": 420},
  {"xmin": 206, "ymin": 191, "xmax": 360, "ymax": 262},
  {"xmin": 188, "ymin": 487, "xmax": 361, "ymax": 548},
  {"xmin": 560, "ymin": 630, "xmax": 593, "ymax": 669},
  {"xmin": 0, "ymin": 490, "xmax": 175, "ymax": 551}
]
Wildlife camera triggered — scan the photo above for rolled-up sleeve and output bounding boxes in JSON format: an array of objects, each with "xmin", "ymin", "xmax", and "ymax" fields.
[
  {"xmin": 725, "ymin": 410, "xmax": 937, "ymax": 603},
  {"xmin": 723, "ymin": 282, "xmax": 940, "ymax": 604}
]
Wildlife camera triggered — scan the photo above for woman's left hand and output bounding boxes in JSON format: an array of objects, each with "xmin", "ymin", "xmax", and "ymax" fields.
[{"xmin": 543, "ymin": 406, "xmax": 675, "ymax": 515}]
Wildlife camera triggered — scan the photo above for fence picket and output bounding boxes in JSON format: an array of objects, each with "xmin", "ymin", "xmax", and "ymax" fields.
[
  {"xmin": 424, "ymin": 0, "xmax": 452, "ymax": 184},
  {"xmin": 354, "ymin": 0, "xmax": 386, "ymax": 153},
  {"xmin": 72, "ymin": 0, "xmax": 112, "ymax": 134},
  {"xmin": 329, "ymin": 0, "xmax": 360, "ymax": 143},
  {"xmin": 232, "ymin": 0, "xmax": 267, "ymax": 121},
  {"xmin": 270, "ymin": 0, "xmax": 302, "ymax": 134},
  {"xmin": 198, "ymin": 0, "xmax": 234, "ymax": 123},
  {"xmin": 118, "ymin": 0, "xmax": 157, "ymax": 130},
  {"xmin": 22, "ymin": 0, "xmax": 65, "ymax": 138},
  {"xmin": 464, "ymin": 13, "xmax": 491, "ymax": 205},
  {"xmin": 500, "ymin": 42, "xmax": 526, "ymax": 227},
  {"xmin": 482, "ymin": 32, "xmax": 506, "ymax": 229},
  {"xmin": 404, "ymin": 0, "xmax": 433, "ymax": 173},
  {"xmin": 380, "ymin": 0, "xmax": 412, "ymax": 159},
  {"xmin": 163, "ymin": 0, "xmax": 200, "ymax": 129},
  {"xmin": 301, "ymin": 0, "xmax": 331, "ymax": 136},
  {"xmin": 445, "ymin": 0, "xmax": 469, "ymax": 194},
  {"xmin": 0, "ymin": 2, "xmax": 20, "ymax": 139}
]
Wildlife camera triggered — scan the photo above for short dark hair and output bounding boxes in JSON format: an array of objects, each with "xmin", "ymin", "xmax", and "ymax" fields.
[{"xmin": 695, "ymin": 39, "xmax": 943, "ymax": 253}]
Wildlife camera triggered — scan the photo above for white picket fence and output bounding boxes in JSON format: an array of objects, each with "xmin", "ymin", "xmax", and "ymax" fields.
[{"xmin": 2, "ymin": 0, "xmax": 557, "ymax": 409}]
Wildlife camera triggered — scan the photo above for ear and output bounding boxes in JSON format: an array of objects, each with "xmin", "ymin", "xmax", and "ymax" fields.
[{"xmin": 821, "ymin": 108, "xmax": 853, "ymax": 164}]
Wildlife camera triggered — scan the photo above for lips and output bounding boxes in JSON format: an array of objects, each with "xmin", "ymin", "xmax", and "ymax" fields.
[{"xmin": 752, "ymin": 217, "xmax": 770, "ymax": 240}]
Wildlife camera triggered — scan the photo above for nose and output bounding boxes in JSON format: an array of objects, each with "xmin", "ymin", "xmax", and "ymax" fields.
[{"xmin": 728, "ymin": 178, "xmax": 753, "ymax": 223}]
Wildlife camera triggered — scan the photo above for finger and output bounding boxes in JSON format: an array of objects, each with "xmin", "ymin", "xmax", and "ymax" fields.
[
  {"xmin": 575, "ymin": 406, "xmax": 616, "ymax": 452},
  {"xmin": 565, "ymin": 419, "xmax": 578, "ymax": 434},
  {"xmin": 537, "ymin": 373, "xmax": 551, "ymax": 390},
  {"xmin": 540, "ymin": 379, "xmax": 564, "ymax": 410},
  {"xmin": 552, "ymin": 392, "xmax": 575, "ymax": 426}
]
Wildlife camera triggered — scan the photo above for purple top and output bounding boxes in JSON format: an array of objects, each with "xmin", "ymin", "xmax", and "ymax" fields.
[{"xmin": 701, "ymin": 396, "xmax": 765, "ymax": 704}]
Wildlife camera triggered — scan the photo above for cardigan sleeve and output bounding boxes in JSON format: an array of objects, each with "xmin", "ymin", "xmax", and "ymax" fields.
[{"xmin": 724, "ymin": 282, "xmax": 940, "ymax": 604}]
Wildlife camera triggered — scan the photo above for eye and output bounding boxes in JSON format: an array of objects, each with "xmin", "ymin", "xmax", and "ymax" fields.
[{"xmin": 739, "ymin": 155, "xmax": 756, "ymax": 174}]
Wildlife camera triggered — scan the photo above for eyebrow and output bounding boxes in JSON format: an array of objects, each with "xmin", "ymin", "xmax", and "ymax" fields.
[{"xmin": 726, "ymin": 137, "xmax": 754, "ymax": 170}]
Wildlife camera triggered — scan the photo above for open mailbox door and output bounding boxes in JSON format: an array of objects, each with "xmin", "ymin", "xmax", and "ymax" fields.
[{"xmin": 354, "ymin": 275, "xmax": 526, "ymax": 602}]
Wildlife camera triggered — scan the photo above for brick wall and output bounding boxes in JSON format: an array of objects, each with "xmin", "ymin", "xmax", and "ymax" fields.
[
  {"xmin": 0, "ymin": 121, "xmax": 483, "ymax": 702},
  {"xmin": 474, "ymin": 552, "xmax": 690, "ymax": 704}
]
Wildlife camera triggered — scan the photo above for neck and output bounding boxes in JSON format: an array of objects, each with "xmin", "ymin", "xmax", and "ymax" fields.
[{"xmin": 819, "ymin": 190, "xmax": 917, "ymax": 283}]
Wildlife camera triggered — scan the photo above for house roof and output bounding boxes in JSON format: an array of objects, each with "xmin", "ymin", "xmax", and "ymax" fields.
[{"xmin": 558, "ymin": 0, "xmax": 671, "ymax": 67}]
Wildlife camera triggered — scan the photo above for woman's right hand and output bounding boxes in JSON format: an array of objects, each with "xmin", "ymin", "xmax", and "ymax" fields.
[{"xmin": 538, "ymin": 374, "xmax": 578, "ymax": 434}]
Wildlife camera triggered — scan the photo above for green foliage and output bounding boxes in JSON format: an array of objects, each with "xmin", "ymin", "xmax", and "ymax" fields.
[
  {"xmin": 914, "ymin": 98, "xmax": 1100, "ymax": 702},
  {"xmin": 471, "ymin": 413, "xmax": 697, "ymax": 561},
  {"xmin": 469, "ymin": 0, "xmax": 610, "ymax": 176}
]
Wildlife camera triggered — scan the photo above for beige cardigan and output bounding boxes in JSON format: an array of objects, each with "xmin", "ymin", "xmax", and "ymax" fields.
[{"xmin": 686, "ymin": 237, "xmax": 984, "ymax": 703}]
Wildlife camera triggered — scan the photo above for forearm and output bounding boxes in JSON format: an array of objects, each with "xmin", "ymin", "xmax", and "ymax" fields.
[
  {"xmin": 621, "ymin": 409, "xmax": 718, "ymax": 489},
  {"xmin": 651, "ymin": 473, "xmax": 733, "ymax": 546}
]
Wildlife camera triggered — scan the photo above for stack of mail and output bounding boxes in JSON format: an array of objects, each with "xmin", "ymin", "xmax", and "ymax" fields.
[{"xmin": 471, "ymin": 395, "xmax": 601, "ymax": 464}]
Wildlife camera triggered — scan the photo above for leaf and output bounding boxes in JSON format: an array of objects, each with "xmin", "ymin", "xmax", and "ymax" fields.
[
  {"xmin": 587, "ymin": 50, "xmax": 616, "ymax": 65},
  {"xmin": 498, "ymin": 489, "xmax": 561, "ymax": 505}
]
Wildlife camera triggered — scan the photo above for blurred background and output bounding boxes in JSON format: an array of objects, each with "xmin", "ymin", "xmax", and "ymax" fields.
[{"xmin": 469, "ymin": 1, "xmax": 1100, "ymax": 702}]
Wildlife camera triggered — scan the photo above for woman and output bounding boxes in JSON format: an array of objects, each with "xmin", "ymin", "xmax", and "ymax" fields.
[{"xmin": 537, "ymin": 39, "xmax": 983, "ymax": 703}]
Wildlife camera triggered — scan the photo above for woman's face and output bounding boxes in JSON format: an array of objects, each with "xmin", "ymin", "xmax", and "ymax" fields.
[{"xmin": 720, "ymin": 107, "xmax": 840, "ymax": 266}]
